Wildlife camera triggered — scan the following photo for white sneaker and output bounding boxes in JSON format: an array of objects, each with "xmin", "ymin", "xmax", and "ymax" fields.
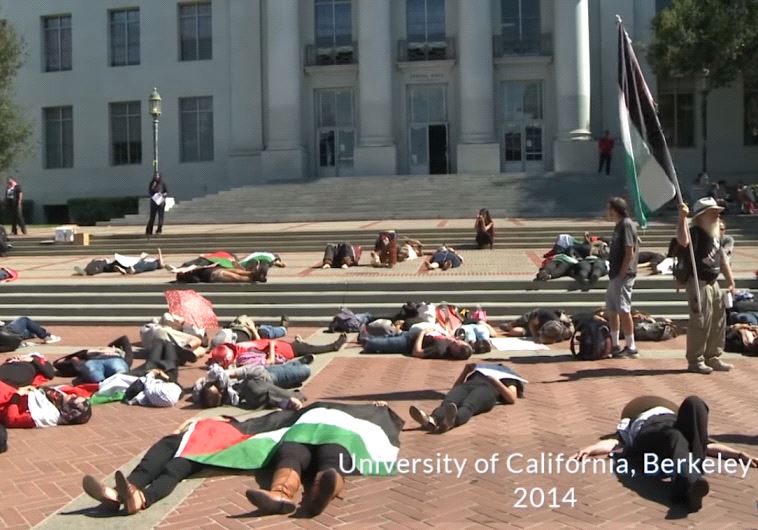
[{"xmin": 44, "ymin": 335, "xmax": 62, "ymax": 344}]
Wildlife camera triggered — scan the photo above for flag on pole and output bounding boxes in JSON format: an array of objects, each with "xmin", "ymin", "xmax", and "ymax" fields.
[{"xmin": 617, "ymin": 20, "xmax": 677, "ymax": 228}]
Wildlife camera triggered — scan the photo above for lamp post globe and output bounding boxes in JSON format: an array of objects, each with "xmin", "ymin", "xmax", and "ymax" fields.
[{"xmin": 149, "ymin": 87, "xmax": 162, "ymax": 177}]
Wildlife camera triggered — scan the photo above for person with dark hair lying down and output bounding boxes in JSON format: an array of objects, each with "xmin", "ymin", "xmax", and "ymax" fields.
[
  {"xmin": 74, "ymin": 251, "xmax": 165, "ymax": 276},
  {"xmin": 321, "ymin": 242, "xmax": 361, "ymax": 269},
  {"xmin": 208, "ymin": 334, "xmax": 348, "ymax": 369},
  {"xmin": 500, "ymin": 309, "xmax": 573, "ymax": 344},
  {"xmin": 176, "ymin": 260, "xmax": 270, "ymax": 283},
  {"xmin": 425, "ymin": 245, "xmax": 464, "ymax": 271},
  {"xmin": 0, "ymin": 354, "xmax": 55, "ymax": 387},
  {"xmin": 0, "ymin": 316, "xmax": 61, "ymax": 344},
  {"xmin": 410, "ymin": 362, "xmax": 526, "ymax": 433},
  {"xmin": 0, "ymin": 382, "xmax": 92, "ymax": 428},
  {"xmin": 571, "ymin": 255, "xmax": 609, "ymax": 285},
  {"xmin": 572, "ymin": 395, "xmax": 758, "ymax": 513}
]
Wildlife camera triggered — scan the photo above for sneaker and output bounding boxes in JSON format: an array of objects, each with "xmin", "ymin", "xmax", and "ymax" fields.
[
  {"xmin": 409, "ymin": 405, "xmax": 436, "ymax": 432},
  {"xmin": 687, "ymin": 361, "xmax": 713, "ymax": 375},
  {"xmin": 340, "ymin": 263, "xmax": 349, "ymax": 269},
  {"xmin": 73, "ymin": 266, "xmax": 85, "ymax": 276},
  {"xmin": 612, "ymin": 347, "xmax": 638, "ymax": 359},
  {"xmin": 44, "ymin": 335, "xmax": 62, "ymax": 344},
  {"xmin": 705, "ymin": 357, "xmax": 733, "ymax": 372},
  {"xmin": 441, "ymin": 260, "xmax": 453, "ymax": 271},
  {"xmin": 686, "ymin": 477, "xmax": 710, "ymax": 512},
  {"xmin": 611, "ymin": 346, "xmax": 623, "ymax": 358},
  {"xmin": 436, "ymin": 402, "xmax": 457, "ymax": 434}
]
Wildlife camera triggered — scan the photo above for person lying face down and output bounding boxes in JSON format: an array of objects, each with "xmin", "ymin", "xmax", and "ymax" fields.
[
  {"xmin": 80, "ymin": 401, "xmax": 403, "ymax": 517},
  {"xmin": 500, "ymin": 308, "xmax": 573, "ymax": 344},
  {"xmin": 409, "ymin": 362, "xmax": 526, "ymax": 434},
  {"xmin": 571, "ymin": 395, "xmax": 758, "ymax": 513}
]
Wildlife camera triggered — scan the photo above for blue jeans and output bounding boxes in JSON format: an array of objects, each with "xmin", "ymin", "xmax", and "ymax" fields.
[
  {"xmin": 459, "ymin": 324, "xmax": 490, "ymax": 343},
  {"xmin": 258, "ymin": 325, "xmax": 287, "ymax": 339},
  {"xmin": 266, "ymin": 362, "xmax": 311, "ymax": 389},
  {"xmin": 362, "ymin": 332, "xmax": 412, "ymax": 353},
  {"xmin": 6, "ymin": 317, "xmax": 48, "ymax": 340},
  {"xmin": 431, "ymin": 251, "xmax": 462, "ymax": 268},
  {"xmin": 80, "ymin": 356, "xmax": 129, "ymax": 383}
]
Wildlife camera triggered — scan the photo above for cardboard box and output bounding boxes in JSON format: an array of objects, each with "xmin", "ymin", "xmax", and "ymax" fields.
[{"xmin": 73, "ymin": 232, "xmax": 90, "ymax": 246}]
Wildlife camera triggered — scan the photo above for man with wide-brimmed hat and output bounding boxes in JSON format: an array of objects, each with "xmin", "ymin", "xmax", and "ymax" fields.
[{"xmin": 676, "ymin": 197, "xmax": 735, "ymax": 374}]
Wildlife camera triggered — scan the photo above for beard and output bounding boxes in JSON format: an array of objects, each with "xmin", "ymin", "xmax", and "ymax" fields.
[{"xmin": 696, "ymin": 217, "xmax": 720, "ymax": 238}]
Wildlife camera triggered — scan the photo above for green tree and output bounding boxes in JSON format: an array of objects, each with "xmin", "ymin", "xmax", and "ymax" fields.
[
  {"xmin": 648, "ymin": 0, "xmax": 758, "ymax": 87},
  {"xmin": 0, "ymin": 19, "xmax": 31, "ymax": 172}
]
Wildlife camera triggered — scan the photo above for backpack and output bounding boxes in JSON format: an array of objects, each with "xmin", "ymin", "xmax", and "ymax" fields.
[
  {"xmin": 634, "ymin": 320, "xmax": 679, "ymax": 341},
  {"xmin": 327, "ymin": 308, "xmax": 370, "ymax": 333},
  {"xmin": 570, "ymin": 319, "xmax": 612, "ymax": 360},
  {"xmin": 0, "ymin": 327, "xmax": 22, "ymax": 353},
  {"xmin": 0, "ymin": 227, "xmax": 10, "ymax": 256}
]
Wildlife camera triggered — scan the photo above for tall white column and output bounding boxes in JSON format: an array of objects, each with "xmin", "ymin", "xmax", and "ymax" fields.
[
  {"xmin": 353, "ymin": 0, "xmax": 396, "ymax": 175},
  {"xmin": 552, "ymin": 0, "xmax": 596, "ymax": 172},
  {"xmin": 456, "ymin": 0, "xmax": 500, "ymax": 173},
  {"xmin": 554, "ymin": 0, "xmax": 591, "ymax": 139},
  {"xmin": 261, "ymin": 0, "xmax": 305, "ymax": 179}
]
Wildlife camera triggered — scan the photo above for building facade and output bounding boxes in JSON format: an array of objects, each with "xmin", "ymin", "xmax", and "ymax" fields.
[{"xmin": 0, "ymin": 0, "xmax": 757, "ymax": 219}]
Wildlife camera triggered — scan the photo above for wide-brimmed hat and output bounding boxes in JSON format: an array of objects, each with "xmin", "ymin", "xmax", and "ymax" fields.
[{"xmin": 691, "ymin": 196, "xmax": 724, "ymax": 219}]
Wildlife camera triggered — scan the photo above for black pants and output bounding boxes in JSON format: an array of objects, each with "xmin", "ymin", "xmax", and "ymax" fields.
[
  {"xmin": 431, "ymin": 378, "xmax": 499, "ymax": 428},
  {"xmin": 598, "ymin": 152, "xmax": 612, "ymax": 175},
  {"xmin": 573, "ymin": 260, "xmax": 607, "ymax": 283},
  {"xmin": 127, "ymin": 433, "xmax": 203, "ymax": 507},
  {"xmin": 322, "ymin": 243, "xmax": 352, "ymax": 266},
  {"xmin": 538, "ymin": 259, "xmax": 575, "ymax": 280},
  {"xmin": 476, "ymin": 231, "xmax": 493, "ymax": 249},
  {"xmin": 274, "ymin": 442, "xmax": 352, "ymax": 477},
  {"xmin": 109, "ymin": 335, "xmax": 134, "ymax": 367},
  {"xmin": 292, "ymin": 336, "xmax": 344, "ymax": 357},
  {"xmin": 638, "ymin": 251, "xmax": 665, "ymax": 270},
  {"xmin": 631, "ymin": 396, "xmax": 709, "ymax": 499},
  {"xmin": 130, "ymin": 339, "xmax": 179, "ymax": 382},
  {"xmin": 146, "ymin": 201, "xmax": 165, "ymax": 235},
  {"xmin": 9, "ymin": 204, "xmax": 26, "ymax": 235}
]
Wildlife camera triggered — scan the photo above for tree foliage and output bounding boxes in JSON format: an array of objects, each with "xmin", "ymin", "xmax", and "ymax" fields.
[
  {"xmin": 648, "ymin": 0, "xmax": 758, "ymax": 87},
  {"xmin": 0, "ymin": 19, "xmax": 31, "ymax": 172}
]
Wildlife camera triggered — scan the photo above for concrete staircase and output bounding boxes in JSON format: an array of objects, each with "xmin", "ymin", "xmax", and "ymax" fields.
[{"xmin": 105, "ymin": 172, "xmax": 628, "ymax": 225}]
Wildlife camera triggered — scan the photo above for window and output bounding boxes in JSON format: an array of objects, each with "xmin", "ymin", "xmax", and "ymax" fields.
[
  {"xmin": 110, "ymin": 8, "xmax": 140, "ymax": 66},
  {"xmin": 110, "ymin": 102, "xmax": 142, "ymax": 165},
  {"xmin": 745, "ymin": 81, "xmax": 758, "ymax": 146},
  {"xmin": 316, "ymin": 89, "xmax": 354, "ymax": 170},
  {"xmin": 658, "ymin": 92, "xmax": 695, "ymax": 148},
  {"xmin": 179, "ymin": 2, "xmax": 212, "ymax": 61},
  {"xmin": 315, "ymin": 0, "xmax": 352, "ymax": 48},
  {"xmin": 43, "ymin": 15, "xmax": 72, "ymax": 72},
  {"xmin": 180, "ymin": 97, "xmax": 214, "ymax": 162},
  {"xmin": 501, "ymin": 0, "xmax": 540, "ymax": 54},
  {"xmin": 406, "ymin": 0, "xmax": 445, "ymax": 43},
  {"xmin": 44, "ymin": 106, "xmax": 73, "ymax": 168}
]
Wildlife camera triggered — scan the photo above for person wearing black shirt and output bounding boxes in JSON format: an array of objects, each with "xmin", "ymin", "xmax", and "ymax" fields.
[
  {"xmin": 145, "ymin": 173, "xmax": 168, "ymax": 236},
  {"xmin": 4, "ymin": 177, "xmax": 26, "ymax": 236},
  {"xmin": 605, "ymin": 197, "xmax": 639, "ymax": 358},
  {"xmin": 676, "ymin": 198, "xmax": 735, "ymax": 374},
  {"xmin": 0, "ymin": 354, "xmax": 55, "ymax": 387}
]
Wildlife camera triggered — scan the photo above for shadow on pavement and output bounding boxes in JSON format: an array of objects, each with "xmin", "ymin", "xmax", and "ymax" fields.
[
  {"xmin": 320, "ymin": 389, "xmax": 446, "ymax": 402},
  {"xmin": 59, "ymin": 505, "xmax": 121, "ymax": 518},
  {"xmin": 711, "ymin": 433, "xmax": 758, "ymax": 446},
  {"xmin": 544, "ymin": 367, "xmax": 688, "ymax": 383},
  {"xmin": 506, "ymin": 354, "xmax": 575, "ymax": 364},
  {"xmin": 614, "ymin": 469, "xmax": 690, "ymax": 520}
]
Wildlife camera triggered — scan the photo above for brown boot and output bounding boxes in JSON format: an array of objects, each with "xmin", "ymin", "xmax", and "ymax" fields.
[
  {"xmin": 245, "ymin": 467, "xmax": 301, "ymax": 515},
  {"xmin": 305, "ymin": 468, "xmax": 344, "ymax": 516}
]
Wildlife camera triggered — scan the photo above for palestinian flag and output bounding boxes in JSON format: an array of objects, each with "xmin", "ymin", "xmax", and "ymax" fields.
[
  {"xmin": 203, "ymin": 251, "xmax": 238, "ymax": 269},
  {"xmin": 175, "ymin": 402, "xmax": 404, "ymax": 475},
  {"xmin": 617, "ymin": 21, "xmax": 677, "ymax": 228}
]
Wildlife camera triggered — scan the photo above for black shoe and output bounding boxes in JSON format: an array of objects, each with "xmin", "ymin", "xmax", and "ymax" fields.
[
  {"xmin": 611, "ymin": 346, "xmax": 623, "ymax": 358},
  {"xmin": 686, "ymin": 477, "xmax": 709, "ymax": 512},
  {"xmin": 298, "ymin": 354, "xmax": 315, "ymax": 365},
  {"xmin": 613, "ymin": 347, "xmax": 639, "ymax": 359}
]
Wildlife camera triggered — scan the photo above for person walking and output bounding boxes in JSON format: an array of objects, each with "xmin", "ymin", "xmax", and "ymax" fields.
[
  {"xmin": 605, "ymin": 197, "xmax": 639, "ymax": 358},
  {"xmin": 597, "ymin": 130, "xmax": 615, "ymax": 176},
  {"xmin": 676, "ymin": 198, "xmax": 735, "ymax": 374},
  {"xmin": 145, "ymin": 173, "xmax": 168, "ymax": 236},
  {"xmin": 4, "ymin": 178, "xmax": 26, "ymax": 236}
]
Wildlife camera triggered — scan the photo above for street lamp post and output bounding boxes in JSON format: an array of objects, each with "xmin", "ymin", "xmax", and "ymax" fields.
[
  {"xmin": 699, "ymin": 70, "xmax": 709, "ymax": 174},
  {"xmin": 149, "ymin": 88, "xmax": 162, "ymax": 177}
]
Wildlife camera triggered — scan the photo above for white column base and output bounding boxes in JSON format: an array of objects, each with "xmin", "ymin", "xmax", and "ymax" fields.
[
  {"xmin": 553, "ymin": 138, "xmax": 597, "ymax": 172},
  {"xmin": 457, "ymin": 143, "xmax": 501, "ymax": 174},
  {"xmin": 261, "ymin": 147, "xmax": 306, "ymax": 181},
  {"xmin": 353, "ymin": 145, "xmax": 397, "ymax": 176}
]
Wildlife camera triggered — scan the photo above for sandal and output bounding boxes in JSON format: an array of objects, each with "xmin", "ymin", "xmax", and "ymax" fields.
[
  {"xmin": 82, "ymin": 475, "xmax": 120, "ymax": 510},
  {"xmin": 115, "ymin": 471, "xmax": 145, "ymax": 515}
]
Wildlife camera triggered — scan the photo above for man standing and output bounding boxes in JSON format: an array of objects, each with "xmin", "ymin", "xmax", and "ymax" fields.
[
  {"xmin": 4, "ymin": 177, "xmax": 26, "ymax": 236},
  {"xmin": 145, "ymin": 173, "xmax": 168, "ymax": 236},
  {"xmin": 605, "ymin": 197, "xmax": 638, "ymax": 358},
  {"xmin": 597, "ymin": 130, "xmax": 615, "ymax": 176},
  {"xmin": 676, "ymin": 198, "xmax": 735, "ymax": 374}
]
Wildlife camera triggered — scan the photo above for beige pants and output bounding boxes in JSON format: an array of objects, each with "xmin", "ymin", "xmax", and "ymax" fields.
[{"xmin": 685, "ymin": 280, "xmax": 725, "ymax": 363}]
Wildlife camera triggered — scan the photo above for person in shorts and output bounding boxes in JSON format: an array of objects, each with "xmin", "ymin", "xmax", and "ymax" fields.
[{"xmin": 605, "ymin": 197, "xmax": 639, "ymax": 358}]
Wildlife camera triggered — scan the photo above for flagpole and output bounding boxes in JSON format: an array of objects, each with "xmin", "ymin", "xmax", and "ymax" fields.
[{"xmin": 615, "ymin": 15, "xmax": 702, "ymax": 314}]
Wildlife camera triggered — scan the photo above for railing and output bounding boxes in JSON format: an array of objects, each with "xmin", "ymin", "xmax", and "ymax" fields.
[
  {"xmin": 305, "ymin": 42, "xmax": 357, "ymax": 66},
  {"xmin": 492, "ymin": 33, "xmax": 552, "ymax": 57},
  {"xmin": 397, "ymin": 37, "xmax": 456, "ymax": 62}
]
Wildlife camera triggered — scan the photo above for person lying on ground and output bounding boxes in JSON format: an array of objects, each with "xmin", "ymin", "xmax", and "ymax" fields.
[
  {"xmin": 534, "ymin": 253, "xmax": 579, "ymax": 281},
  {"xmin": 64, "ymin": 336, "xmax": 135, "ymax": 384},
  {"xmin": 425, "ymin": 245, "xmax": 464, "ymax": 271},
  {"xmin": 475, "ymin": 208, "xmax": 495, "ymax": 249},
  {"xmin": 371, "ymin": 231, "xmax": 398, "ymax": 268},
  {"xmin": 571, "ymin": 255, "xmax": 609, "ymax": 286},
  {"xmin": 99, "ymin": 369, "xmax": 183, "ymax": 408},
  {"xmin": 81, "ymin": 401, "xmax": 402, "ymax": 517},
  {"xmin": 0, "ymin": 354, "xmax": 55, "ymax": 387},
  {"xmin": 192, "ymin": 359, "xmax": 311, "ymax": 410},
  {"xmin": 571, "ymin": 395, "xmax": 758, "ymax": 513},
  {"xmin": 175, "ymin": 260, "xmax": 270, "ymax": 283},
  {"xmin": 0, "ymin": 316, "xmax": 61, "ymax": 345},
  {"xmin": 454, "ymin": 322, "xmax": 498, "ymax": 354},
  {"xmin": 74, "ymin": 251, "xmax": 165, "ymax": 276},
  {"xmin": 0, "ymin": 381, "xmax": 92, "ymax": 428},
  {"xmin": 168, "ymin": 251, "xmax": 286, "ymax": 274},
  {"xmin": 210, "ymin": 315, "xmax": 289, "ymax": 347},
  {"xmin": 140, "ymin": 313, "xmax": 207, "ymax": 359},
  {"xmin": 398, "ymin": 239, "xmax": 423, "ymax": 262},
  {"xmin": 321, "ymin": 242, "xmax": 361, "ymax": 269},
  {"xmin": 362, "ymin": 326, "xmax": 473, "ymax": 359},
  {"xmin": 500, "ymin": 309, "xmax": 574, "ymax": 344},
  {"xmin": 208, "ymin": 334, "xmax": 348, "ymax": 369},
  {"xmin": 410, "ymin": 362, "xmax": 526, "ymax": 434}
]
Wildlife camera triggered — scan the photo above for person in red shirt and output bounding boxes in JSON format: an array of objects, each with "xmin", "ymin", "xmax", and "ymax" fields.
[{"xmin": 598, "ymin": 130, "xmax": 615, "ymax": 175}]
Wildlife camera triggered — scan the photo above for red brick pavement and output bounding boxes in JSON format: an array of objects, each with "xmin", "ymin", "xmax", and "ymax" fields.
[{"xmin": 159, "ymin": 357, "xmax": 758, "ymax": 529}]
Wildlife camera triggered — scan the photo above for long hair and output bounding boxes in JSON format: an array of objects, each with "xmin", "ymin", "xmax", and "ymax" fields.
[
  {"xmin": 607, "ymin": 197, "xmax": 629, "ymax": 218},
  {"xmin": 478, "ymin": 208, "xmax": 492, "ymax": 224}
]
